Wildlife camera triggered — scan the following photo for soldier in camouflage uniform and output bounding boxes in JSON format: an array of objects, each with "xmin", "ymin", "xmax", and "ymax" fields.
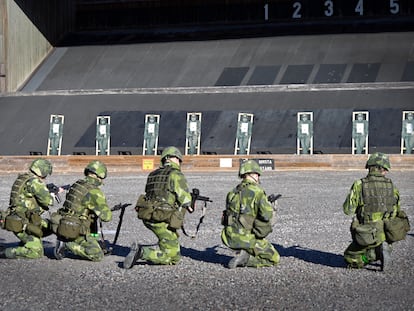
[
  {"xmin": 221, "ymin": 160, "xmax": 280, "ymax": 268},
  {"xmin": 53, "ymin": 160, "xmax": 112, "ymax": 262},
  {"xmin": 0, "ymin": 159, "xmax": 55, "ymax": 259},
  {"xmin": 343, "ymin": 152, "xmax": 401, "ymax": 271},
  {"xmin": 124, "ymin": 146, "xmax": 192, "ymax": 269}
]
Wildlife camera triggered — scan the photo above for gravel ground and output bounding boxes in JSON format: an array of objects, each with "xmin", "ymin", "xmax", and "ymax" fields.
[{"xmin": 0, "ymin": 170, "xmax": 413, "ymax": 311}]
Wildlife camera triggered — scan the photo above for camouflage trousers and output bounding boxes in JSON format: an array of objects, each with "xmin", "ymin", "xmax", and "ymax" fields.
[
  {"xmin": 344, "ymin": 241, "xmax": 388, "ymax": 268},
  {"xmin": 142, "ymin": 220, "xmax": 181, "ymax": 265},
  {"xmin": 344, "ymin": 226, "xmax": 387, "ymax": 268},
  {"xmin": 66, "ymin": 235, "xmax": 104, "ymax": 262},
  {"xmin": 5, "ymin": 231, "xmax": 43, "ymax": 259},
  {"xmin": 221, "ymin": 226, "xmax": 280, "ymax": 267}
]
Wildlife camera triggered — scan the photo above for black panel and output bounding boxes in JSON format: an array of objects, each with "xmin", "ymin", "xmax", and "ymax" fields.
[
  {"xmin": 215, "ymin": 67, "xmax": 249, "ymax": 86},
  {"xmin": 66, "ymin": 0, "xmax": 414, "ymax": 45},
  {"xmin": 313, "ymin": 64, "xmax": 347, "ymax": 84},
  {"xmin": 247, "ymin": 65, "xmax": 280, "ymax": 85},
  {"xmin": 401, "ymin": 62, "xmax": 414, "ymax": 81},
  {"xmin": 347, "ymin": 63, "xmax": 380, "ymax": 83},
  {"xmin": 280, "ymin": 65, "xmax": 313, "ymax": 84}
]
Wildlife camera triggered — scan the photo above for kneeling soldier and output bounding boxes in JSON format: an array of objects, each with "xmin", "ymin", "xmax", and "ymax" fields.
[
  {"xmin": 343, "ymin": 153, "xmax": 409, "ymax": 271},
  {"xmin": 221, "ymin": 160, "xmax": 280, "ymax": 268},
  {"xmin": 52, "ymin": 160, "xmax": 112, "ymax": 262},
  {"xmin": 0, "ymin": 159, "xmax": 55, "ymax": 259},
  {"xmin": 124, "ymin": 146, "xmax": 192, "ymax": 269}
]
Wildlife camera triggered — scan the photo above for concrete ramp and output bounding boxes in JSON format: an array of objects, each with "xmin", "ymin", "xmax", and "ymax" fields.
[
  {"xmin": 1, "ymin": 32, "xmax": 414, "ymax": 155},
  {"xmin": 23, "ymin": 32, "xmax": 414, "ymax": 91}
]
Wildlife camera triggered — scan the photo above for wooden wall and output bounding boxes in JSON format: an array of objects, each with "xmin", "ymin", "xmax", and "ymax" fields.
[{"xmin": 0, "ymin": 154, "xmax": 412, "ymax": 175}]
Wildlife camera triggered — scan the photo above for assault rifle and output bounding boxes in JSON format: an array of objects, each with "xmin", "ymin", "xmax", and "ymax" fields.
[
  {"xmin": 190, "ymin": 188, "xmax": 212, "ymax": 213},
  {"xmin": 46, "ymin": 183, "xmax": 71, "ymax": 204},
  {"xmin": 184, "ymin": 188, "xmax": 213, "ymax": 238},
  {"xmin": 267, "ymin": 193, "xmax": 282, "ymax": 226},
  {"xmin": 267, "ymin": 194, "xmax": 282, "ymax": 204}
]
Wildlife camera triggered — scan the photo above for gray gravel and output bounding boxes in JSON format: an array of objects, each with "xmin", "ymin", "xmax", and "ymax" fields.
[{"xmin": 0, "ymin": 170, "xmax": 413, "ymax": 311}]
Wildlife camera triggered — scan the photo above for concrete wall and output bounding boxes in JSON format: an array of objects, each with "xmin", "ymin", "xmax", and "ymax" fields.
[{"xmin": 0, "ymin": 0, "xmax": 74, "ymax": 92}]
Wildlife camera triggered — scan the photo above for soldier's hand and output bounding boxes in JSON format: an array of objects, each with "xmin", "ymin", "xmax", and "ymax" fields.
[{"xmin": 184, "ymin": 204, "xmax": 194, "ymax": 213}]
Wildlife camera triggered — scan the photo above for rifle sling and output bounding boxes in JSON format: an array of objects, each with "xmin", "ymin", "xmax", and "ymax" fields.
[{"xmin": 181, "ymin": 200, "xmax": 207, "ymax": 239}]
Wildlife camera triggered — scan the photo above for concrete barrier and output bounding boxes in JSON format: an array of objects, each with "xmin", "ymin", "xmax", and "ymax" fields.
[{"xmin": 0, "ymin": 154, "xmax": 412, "ymax": 175}]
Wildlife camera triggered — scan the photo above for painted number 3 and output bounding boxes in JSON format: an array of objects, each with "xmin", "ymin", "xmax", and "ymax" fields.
[{"xmin": 324, "ymin": 0, "xmax": 334, "ymax": 17}]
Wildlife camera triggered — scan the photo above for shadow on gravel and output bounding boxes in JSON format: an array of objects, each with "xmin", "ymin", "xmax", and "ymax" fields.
[
  {"xmin": 181, "ymin": 245, "xmax": 230, "ymax": 266},
  {"xmin": 0, "ymin": 241, "xmax": 20, "ymax": 248},
  {"xmin": 42, "ymin": 240, "xmax": 132, "ymax": 261},
  {"xmin": 275, "ymin": 244, "xmax": 347, "ymax": 268}
]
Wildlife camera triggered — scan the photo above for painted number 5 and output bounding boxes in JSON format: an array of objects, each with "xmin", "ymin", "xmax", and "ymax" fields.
[{"xmin": 390, "ymin": 0, "xmax": 399, "ymax": 14}]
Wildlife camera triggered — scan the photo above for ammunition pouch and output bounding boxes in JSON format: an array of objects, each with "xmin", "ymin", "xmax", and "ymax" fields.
[
  {"xmin": 50, "ymin": 212, "xmax": 62, "ymax": 234},
  {"xmin": 222, "ymin": 210, "xmax": 258, "ymax": 234},
  {"xmin": 136, "ymin": 194, "xmax": 155, "ymax": 220},
  {"xmin": 29, "ymin": 213, "xmax": 42, "ymax": 226},
  {"xmin": 136, "ymin": 194, "xmax": 184, "ymax": 229},
  {"xmin": 351, "ymin": 218, "xmax": 381, "ymax": 246},
  {"xmin": 26, "ymin": 223, "xmax": 43, "ymax": 238},
  {"xmin": 383, "ymin": 210, "xmax": 410, "ymax": 243},
  {"xmin": 5, "ymin": 213, "xmax": 25, "ymax": 233},
  {"xmin": 169, "ymin": 209, "xmax": 184, "ymax": 230},
  {"xmin": 56, "ymin": 215, "xmax": 89, "ymax": 241},
  {"xmin": 252, "ymin": 218, "xmax": 272, "ymax": 239},
  {"xmin": 152, "ymin": 205, "xmax": 175, "ymax": 222},
  {"xmin": 238, "ymin": 214, "xmax": 255, "ymax": 231}
]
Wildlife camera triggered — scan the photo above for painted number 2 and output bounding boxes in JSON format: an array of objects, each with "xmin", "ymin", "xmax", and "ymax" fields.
[{"xmin": 292, "ymin": 2, "xmax": 302, "ymax": 19}]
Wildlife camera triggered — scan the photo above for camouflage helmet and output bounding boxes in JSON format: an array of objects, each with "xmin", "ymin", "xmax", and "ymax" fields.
[
  {"xmin": 30, "ymin": 158, "xmax": 52, "ymax": 178},
  {"xmin": 161, "ymin": 146, "xmax": 183, "ymax": 162},
  {"xmin": 84, "ymin": 160, "xmax": 107, "ymax": 179},
  {"xmin": 365, "ymin": 152, "xmax": 391, "ymax": 171},
  {"xmin": 239, "ymin": 160, "xmax": 262, "ymax": 177}
]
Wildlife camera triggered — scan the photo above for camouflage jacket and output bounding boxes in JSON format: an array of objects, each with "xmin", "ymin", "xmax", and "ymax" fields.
[
  {"xmin": 145, "ymin": 161, "xmax": 192, "ymax": 209},
  {"xmin": 61, "ymin": 175, "xmax": 112, "ymax": 222},
  {"xmin": 343, "ymin": 169, "xmax": 400, "ymax": 222},
  {"xmin": 9, "ymin": 172, "xmax": 53, "ymax": 215},
  {"xmin": 226, "ymin": 179, "xmax": 273, "ymax": 232}
]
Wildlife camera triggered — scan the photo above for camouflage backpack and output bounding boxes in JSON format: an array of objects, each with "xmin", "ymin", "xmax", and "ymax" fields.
[{"xmin": 221, "ymin": 183, "xmax": 255, "ymax": 231}]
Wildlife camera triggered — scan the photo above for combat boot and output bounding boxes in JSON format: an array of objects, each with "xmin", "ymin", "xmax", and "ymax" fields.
[
  {"xmin": 379, "ymin": 242, "xmax": 392, "ymax": 272},
  {"xmin": 54, "ymin": 240, "xmax": 67, "ymax": 260},
  {"xmin": 123, "ymin": 242, "xmax": 143, "ymax": 269},
  {"xmin": 228, "ymin": 250, "xmax": 250, "ymax": 269}
]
